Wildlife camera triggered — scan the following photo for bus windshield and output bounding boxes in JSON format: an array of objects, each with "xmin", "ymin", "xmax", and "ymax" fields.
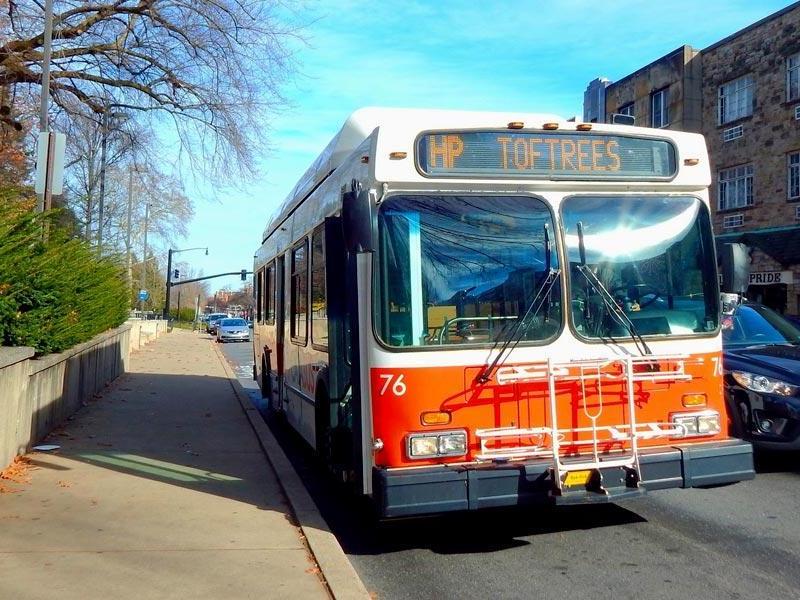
[
  {"xmin": 562, "ymin": 195, "xmax": 719, "ymax": 339},
  {"xmin": 376, "ymin": 195, "xmax": 560, "ymax": 348}
]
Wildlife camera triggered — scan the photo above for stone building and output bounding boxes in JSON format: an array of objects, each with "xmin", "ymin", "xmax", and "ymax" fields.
[{"xmin": 583, "ymin": 2, "xmax": 800, "ymax": 314}]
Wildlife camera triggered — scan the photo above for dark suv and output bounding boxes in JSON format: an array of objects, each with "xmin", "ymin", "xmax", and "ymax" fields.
[{"xmin": 723, "ymin": 303, "xmax": 800, "ymax": 449}]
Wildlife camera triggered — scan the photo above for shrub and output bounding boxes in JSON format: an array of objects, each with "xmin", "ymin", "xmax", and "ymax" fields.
[
  {"xmin": 170, "ymin": 307, "xmax": 198, "ymax": 322},
  {"xmin": 0, "ymin": 198, "xmax": 129, "ymax": 354}
]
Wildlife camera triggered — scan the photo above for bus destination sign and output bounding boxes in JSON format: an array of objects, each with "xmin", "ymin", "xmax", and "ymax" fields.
[{"xmin": 416, "ymin": 131, "xmax": 676, "ymax": 179}]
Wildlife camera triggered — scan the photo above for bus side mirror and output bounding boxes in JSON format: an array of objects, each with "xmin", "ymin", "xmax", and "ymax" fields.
[
  {"xmin": 342, "ymin": 185, "xmax": 374, "ymax": 253},
  {"xmin": 720, "ymin": 242, "xmax": 749, "ymax": 295}
]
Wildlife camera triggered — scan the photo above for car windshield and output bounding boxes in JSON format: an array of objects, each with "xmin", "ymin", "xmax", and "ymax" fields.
[
  {"xmin": 723, "ymin": 304, "xmax": 800, "ymax": 347},
  {"xmin": 376, "ymin": 194, "xmax": 560, "ymax": 348},
  {"xmin": 561, "ymin": 196, "xmax": 719, "ymax": 339},
  {"xmin": 221, "ymin": 318, "xmax": 247, "ymax": 326}
]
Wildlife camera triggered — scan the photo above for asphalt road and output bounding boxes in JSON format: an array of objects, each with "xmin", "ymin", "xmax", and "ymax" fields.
[{"xmin": 217, "ymin": 337, "xmax": 800, "ymax": 600}]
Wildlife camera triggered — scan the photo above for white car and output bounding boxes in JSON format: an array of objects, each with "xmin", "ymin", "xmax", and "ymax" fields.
[{"xmin": 216, "ymin": 318, "xmax": 251, "ymax": 343}]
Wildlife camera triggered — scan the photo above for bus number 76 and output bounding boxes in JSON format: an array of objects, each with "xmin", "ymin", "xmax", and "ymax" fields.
[{"xmin": 379, "ymin": 373, "xmax": 407, "ymax": 397}]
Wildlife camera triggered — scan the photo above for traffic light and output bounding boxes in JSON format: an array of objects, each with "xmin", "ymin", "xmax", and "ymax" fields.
[
  {"xmin": 240, "ymin": 269, "xmax": 247, "ymax": 281},
  {"xmin": 173, "ymin": 269, "xmax": 180, "ymax": 279}
]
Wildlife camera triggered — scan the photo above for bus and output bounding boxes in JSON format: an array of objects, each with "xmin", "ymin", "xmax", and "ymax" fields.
[{"xmin": 252, "ymin": 108, "xmax": 755, "ymax": 517}]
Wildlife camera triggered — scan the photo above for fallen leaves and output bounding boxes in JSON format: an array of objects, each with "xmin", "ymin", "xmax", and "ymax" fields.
[{"xmin": 0, "ymin": 455, "xmax": 34, "ymax": 493}]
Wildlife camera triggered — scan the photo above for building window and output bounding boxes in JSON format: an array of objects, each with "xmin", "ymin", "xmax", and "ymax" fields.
[
  {"xmin": 789, "ymin": 152, "xmax": 800, "ymax": 201},
  {"xmin": 796, "ymin": 205, "xmax": 800, "ymax": 220},
  {"xmin": 788, "ymin": 53, "xmax": 800, "ymax": 102},
  {"xmin": 290, "ymin": 241, "xmax": 307, "ymax": 343},
  {"xmin": 718, "ymin": 75, "xmax": 754, "ymax": 124},
  {"xmin": 722, "ymin": 125, "xmax": 743, "ymax": 142},
  {"xmin": 618, "ymin": 102, "xmax": 634, "ymax": 117},
  {"xmin": 723, "ymin": 213, "xmax": 744, "ymax": 229},
  {"xmin": 310, "ymin": 227, "xmax": 327, "ymax": 347},
  {"xmin": 650, "ymin": 89, "xmax": 668, "ymax": 128},
  {"xmin": 718, "ymin": 164, "xmax": 754, "ymax": 211}
]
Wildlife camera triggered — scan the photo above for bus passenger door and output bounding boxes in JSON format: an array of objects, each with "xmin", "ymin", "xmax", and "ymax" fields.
[
  {"xmin": 275, "ymin": 254, "xmax": 286, "ymax": 410},
  {"xmin": 318, "ymin": 217, "xmax": 351, "ymax": 468}
]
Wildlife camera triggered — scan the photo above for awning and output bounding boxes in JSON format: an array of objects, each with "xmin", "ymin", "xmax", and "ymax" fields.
[{"xmin": 715, "ymin": 226, "xmax": 800, "ymax": 267}]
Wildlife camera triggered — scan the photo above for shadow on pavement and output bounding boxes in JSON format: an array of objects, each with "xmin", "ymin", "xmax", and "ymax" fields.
[
  {"xmin": 32, "ymin": 371, "xmax": 290, "ymax": 513},
  {"xmin": 753, "ymin": 449, "xmax": 800, "ymax": 475},
  {"xmin": 261, "ymin": 403, "xmax": 647, "ymax": 557}
]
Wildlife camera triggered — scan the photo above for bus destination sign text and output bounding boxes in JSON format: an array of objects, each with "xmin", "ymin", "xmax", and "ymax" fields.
[{"xmin": 416, "ymin": 131, "xmax": 676, "ymax": 179}]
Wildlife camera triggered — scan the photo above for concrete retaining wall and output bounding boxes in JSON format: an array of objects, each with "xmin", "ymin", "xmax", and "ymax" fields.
[
  {"xmin": 0, "ymin": 320, "xmax": 168, "ymax": 471},
  {"xmin": 127, "ymin": 319, "xmax": 169, "ymax": 354}
]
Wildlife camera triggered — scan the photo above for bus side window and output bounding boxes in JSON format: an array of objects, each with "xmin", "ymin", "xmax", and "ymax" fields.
[
  {"xmin": 311, "ymin": 227, "xmax": 328, "ymax": 348},
  {"xmin": 291, "ymin": 241, "xmax": 308, "ymax": 344},
  {"xmin": 256, "ymin": 269, "xmax": 263, "ymax": 323},
  {"xmin": 265, "ymin": 262, "xmax": 275, "ymax": 325}
]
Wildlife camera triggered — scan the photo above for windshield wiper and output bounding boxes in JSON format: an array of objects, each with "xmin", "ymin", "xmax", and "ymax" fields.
[
  {"xmin": 575, "ymin": 221, "xmax": 652, "ymax": 357},
  {"xmin": 478, "ymin": 224, "xmax": 560, "ymax": 384}
]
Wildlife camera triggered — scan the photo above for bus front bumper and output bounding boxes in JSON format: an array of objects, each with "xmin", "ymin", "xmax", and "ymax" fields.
[{"xmin": 373, "ymin": 440, "xmax": 754, "ymax": 518}]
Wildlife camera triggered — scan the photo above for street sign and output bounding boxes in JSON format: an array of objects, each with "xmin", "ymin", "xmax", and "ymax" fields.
[
  {"xmin": 138, "ymin": 289, "xmax": 149, "ymax": 301},
  {"xmin": 35, "ymin": 131, "xmax": 66, "ymax": 195}
]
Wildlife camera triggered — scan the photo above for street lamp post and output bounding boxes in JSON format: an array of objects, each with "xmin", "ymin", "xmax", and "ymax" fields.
[
  {"xmin": 138, "ymin": 203, "xmax": 150, "ymax": 312},
  {"xmin": 163, "ymin": 246, "xmax": 208, "ymax": 319},
  {"xmin": 125, "ymin": 166, "xmax": 135, "ymax": 292}
]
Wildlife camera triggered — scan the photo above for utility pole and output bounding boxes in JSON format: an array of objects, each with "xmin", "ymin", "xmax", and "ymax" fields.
[
  {"xmin": 96, "ymin": 109, "xmax": 109, "ymax": 252},
  {"xmin": 139, "ymin": 203, "xmax": 150, "ymax": 312},
  {"xmin": 36, "ymin": 0, "xmax": 54, "ymax": 214},
  {"xmin": 125, "ymin": 167, "xmax": 134, "ymax": 294}
]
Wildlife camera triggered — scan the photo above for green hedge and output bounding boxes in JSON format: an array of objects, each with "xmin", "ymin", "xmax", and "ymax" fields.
[
  {"xmin": 0, "ymin": 199, "xmax": 129, "ymax": 354},
  {"xmin": 170, "ymin": 307, "xmax": 197, "ymax": 322}
]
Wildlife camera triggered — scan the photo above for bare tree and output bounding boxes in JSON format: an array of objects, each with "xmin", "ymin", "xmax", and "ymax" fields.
[
  {"xmin": 0, "ymin": 1, "xmax": 301, "ymax": 179},
  {"xmin": 61, "ymin": 110, "xmax": 144, "ymax": 239},
  {"xmin": 171, "ymin": 260, "xmax": 209, "ymax": 317},
  {"xmin": 102, "ymin": 165, "xmax": 194, "ymax": 257}
]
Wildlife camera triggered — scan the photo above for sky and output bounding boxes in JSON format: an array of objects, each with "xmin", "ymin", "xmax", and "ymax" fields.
[{"xmin": 175, "ymin": 0, "xmax": 794, "ymax": 293}]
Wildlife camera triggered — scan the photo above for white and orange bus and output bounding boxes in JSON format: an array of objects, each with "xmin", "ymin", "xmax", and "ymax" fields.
[{"xmin": 252, "ymin": 108, "xmax": 754, "ymax": 517}]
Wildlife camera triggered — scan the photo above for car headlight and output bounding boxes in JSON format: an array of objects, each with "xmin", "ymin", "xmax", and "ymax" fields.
[
  {"xmin": 407, "ymin": 430, "xmax": 467, "ymax": 459},
  {"xmin": 731, "ymin": 371, "xmax": 798, "ymax": 397}
]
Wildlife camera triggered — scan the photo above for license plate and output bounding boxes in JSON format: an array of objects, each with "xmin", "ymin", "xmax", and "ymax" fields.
[{"xmin": 563, "ymin": 470, "xmax": 592, "ymax": 487}]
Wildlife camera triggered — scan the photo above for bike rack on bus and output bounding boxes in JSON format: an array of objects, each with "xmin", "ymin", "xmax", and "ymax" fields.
[{"xmin": 474, "ymin": 354, "xmax": 702, "ymax": 495}]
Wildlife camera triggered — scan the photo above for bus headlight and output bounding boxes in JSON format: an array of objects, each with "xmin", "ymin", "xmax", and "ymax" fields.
[
  {"xmin": 407, "ymin": 430, "xmax": 467, "ymax": 459},
  {"xmin": 731, "ymin": 371, "xmax": 798, "ymax": 397},
  {"xmin": 697, "ymin": 413, "xmax": 722, "ymax": 435},
  {"xmin": 439, "ymin": 433, "xmax": 467, "ymax": 455},
  {"xmin": 409, "ymin": 436, "xmax": 438, "ymax": 457},
  {"xmin": 671, "ymin": 411, "xmax": 721, "ymax": 438}
]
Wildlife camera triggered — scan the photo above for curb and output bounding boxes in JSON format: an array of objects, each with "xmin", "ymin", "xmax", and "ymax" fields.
[{"xmin": 211, "ymin": 341, "xmax": 371, "ymax": 600}]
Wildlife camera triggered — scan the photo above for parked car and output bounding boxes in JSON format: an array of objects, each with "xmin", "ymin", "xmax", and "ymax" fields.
[
  {"xmin": 723, "ymin": 302, "xmax": 800, "ymax": 449},
  {"xmin": 783, "ymin": 314, "xmax": 800, "ymax": 329},
  {"xmin": 205, "ymin": 313, "xmax": 229, "ymax": 334},
  {"xmin": 216, "ymin": 318, "xmax": 251, "ymax": 343}
]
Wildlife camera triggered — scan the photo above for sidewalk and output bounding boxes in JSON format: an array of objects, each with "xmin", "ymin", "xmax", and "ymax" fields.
[{"xmin": 0, "ymin": 330, "xmax": 329, "ymax": 600}]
